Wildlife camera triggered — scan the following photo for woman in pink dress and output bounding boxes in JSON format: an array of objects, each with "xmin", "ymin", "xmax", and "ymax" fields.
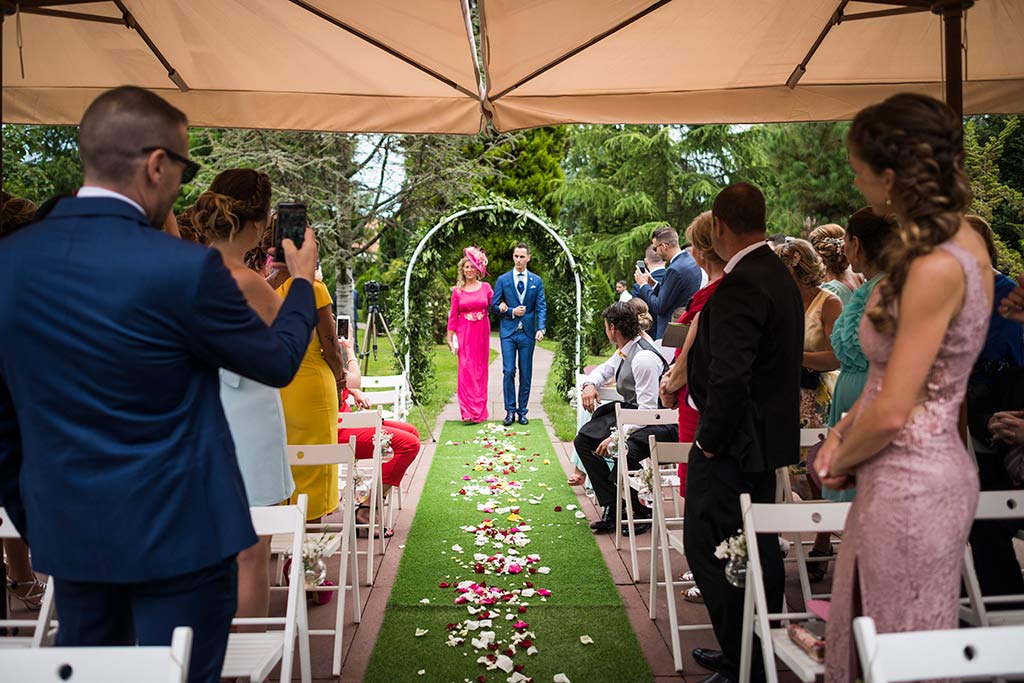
[
  {"xmin": 816, "ymin": 93, "xmax": 994, "ymax": 682},
  {"xmin": 446, "ymin": 247, "xmax": 493, "ymax": 423}
]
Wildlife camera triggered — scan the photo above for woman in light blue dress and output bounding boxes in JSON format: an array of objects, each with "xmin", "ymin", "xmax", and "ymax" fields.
[
  {"xmin": 810, "ymin": 223, "xmax": 863, "ymax": 306},
  {"xmin": 182, "ymin": 169, "xmax": 294, "ymax": 623},
  {"xmin": 824, "ymin": 208, "xmax": 899, "ymax": 503}
]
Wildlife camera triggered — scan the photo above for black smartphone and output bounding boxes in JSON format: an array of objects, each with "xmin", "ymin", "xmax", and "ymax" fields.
[
  {"xmin": 636, "ymin": 259, "xmax": 648, "ymax": 274},
  {"xmin": 336, "ymin": 315, "xmax": 350, "ymax": 340},
  {"xmin": 273, "ymin": 202, "xmax": 307, "ymax": 259}
]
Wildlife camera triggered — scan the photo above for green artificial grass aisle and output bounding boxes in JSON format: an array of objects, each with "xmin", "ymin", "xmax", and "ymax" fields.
[{"xmin": 365, "ymin": 421, "xmax": 652, "ymax": 683}]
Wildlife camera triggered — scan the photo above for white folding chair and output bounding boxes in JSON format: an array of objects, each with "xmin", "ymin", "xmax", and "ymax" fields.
[
  {"xmin": 284, "ymin": 442, "xmax": 363, "ymax": 677},
  {"xmin": 0, "ymin": 625, "xmax": 192, "ymax": 683},
  {"xmin": 575, "ymin": 373, "xmax": 623, "ymax": 431},
  {"xmin": 0, "ymin": 507, "xmax": 57, "ymax": 648},
  {"xmin": 223, "ymin": 496, "xmax": 311, "ymax": 683},
  {"xmin": 738, "ymin": 494, "xmax": 851, "ymax": 683},
  {"xmin": 647, "ymin": 437, "xmax": 712, "ymax": 671},
  {"xmin": 960, "ymin": 490, "xmax": 1024, "ymax": 627},
  {"xmin": 785, "ymin": 428, "xmax": 839, "ymax": 605},
  {"xmin": 356, "ymin": 377, "xmax": 415, "ymax": 518},
  {"xmin": 614, "ymin": 404, "xmax": 677, "ymax": 582},
  {"xmin": 854, "ymin": 616, "xmax": 1024, "ymax": 683},
  {"xmin": 337, "ymin": 409, "xmax": 390, "ymax": 585}
]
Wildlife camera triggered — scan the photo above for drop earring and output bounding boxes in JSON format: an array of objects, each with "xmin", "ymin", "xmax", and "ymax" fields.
[{"xmin": 885, "ymin": 196, "xmax": 892, "ymax": 207}]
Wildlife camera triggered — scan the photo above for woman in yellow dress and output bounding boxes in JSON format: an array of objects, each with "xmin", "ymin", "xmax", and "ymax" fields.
[{"xmin": 272, "ymin": 259, "xmax": 346, "ymax": 521}]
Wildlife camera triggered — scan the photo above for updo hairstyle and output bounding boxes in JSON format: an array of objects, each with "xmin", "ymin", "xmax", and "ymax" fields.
[
  {"xmin": 189, "ymin": 169, "xmax": 272, "ymax": 245},
  {"xmin": 845, "ymin": 208, "xmax": 899, "ymax": 269},
  {"xmin": 809, "ymin": 224, "xmax": 848, "ymax": 276},
  {"xmin": 774, "ymin": 237, "xmax": 825, "ymax": 287}
]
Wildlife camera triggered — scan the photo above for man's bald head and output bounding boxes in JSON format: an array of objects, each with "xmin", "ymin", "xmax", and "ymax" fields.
[{"xmin": 79, "ymin": 86, "xmax": 188, "ymax": 185}]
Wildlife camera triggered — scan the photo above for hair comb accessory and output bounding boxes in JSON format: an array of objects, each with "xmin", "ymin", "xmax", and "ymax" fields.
[
  {"xmin": 464, "ymin": 245, "xmax": 488, "ymax": 277},
  {"xmin": 827, "ymin": 237, "xmax": 845, "ymax": 248}
]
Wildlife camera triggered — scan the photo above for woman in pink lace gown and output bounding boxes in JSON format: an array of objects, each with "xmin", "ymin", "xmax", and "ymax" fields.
[
  {"xmin": 446, "ymin": 247, "xmax": 493, "ymax": 423},
  {"xmin": 816, "ymin": 94, "xmax": 994, "ymax": 682}
]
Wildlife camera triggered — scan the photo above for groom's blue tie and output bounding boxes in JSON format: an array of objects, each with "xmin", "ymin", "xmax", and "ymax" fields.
[{"xmin": 517, "ymin": 277, "xmax": 525, "ymax": 295}]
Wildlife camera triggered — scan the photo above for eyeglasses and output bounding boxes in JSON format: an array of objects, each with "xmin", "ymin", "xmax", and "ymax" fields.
[{"xmin": 141, "ymin": 146, "xmax": 200, "ymax": 184}]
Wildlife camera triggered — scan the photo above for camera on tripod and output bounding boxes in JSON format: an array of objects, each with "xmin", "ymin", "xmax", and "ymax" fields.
[{"xmin": 363, "ymin": 280, "xmax": 389, "ymax": 304}]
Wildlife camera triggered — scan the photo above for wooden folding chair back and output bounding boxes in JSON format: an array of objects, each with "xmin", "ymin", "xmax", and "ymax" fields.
[
  {"xmin": 286, "ymin": 439, "xmax": 363, "ymax": 676},
  {"xmin": 647, "ymin": 437, "xmax": 711, "ymax": 671},
  {"xmin": 223, "ymin": 495, "xmax": 310, "ymax": 683},
  {"xmin": 854, "ymin": 616, "xmax": 1024, "ymax": 683},
  {"xmin": 614, "ymin": 404, "xmax": 677, "ymax": 582},
  {"xmin": 0, "ymin": 626, "xmax": 192, "ymax": 683},
  {"xmin": 960, "ymin": 490, "xmax": 1024, "ymax": 628},
  {"xmin": 738, "ymin": 494, "xmax": 851, "ymax": 683},
  {"xmin": 0, "ymin": 507, "xmax": 57, "ymax": 648}
]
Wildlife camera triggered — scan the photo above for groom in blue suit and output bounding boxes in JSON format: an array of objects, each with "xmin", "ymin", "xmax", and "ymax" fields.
[
  {"xmin": 0, "ymin": 87, "xmax": 318, "ymax": 683},
  {"xmin": 491, "ymin": 243, "xmax": 547, "ymax": 426}
]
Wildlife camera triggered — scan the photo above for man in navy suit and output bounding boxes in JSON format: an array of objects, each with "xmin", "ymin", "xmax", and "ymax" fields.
[
  {"xmin": 634, "ymin": 225, "xmax": 703, "ymax": 339},
  {"xmin": 491, "ymin": 243, "xmax": 547, "ymax": 426},
  {"xmin": 0, "ymin": 87, "xmax": 318, "ymax": 683}
]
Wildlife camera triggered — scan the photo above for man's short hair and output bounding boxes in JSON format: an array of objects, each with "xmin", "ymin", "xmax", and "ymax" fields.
[
  {"xmin": 645, "ymin": 245, "xmax": 664, "ymax": 266},
  {"xmin": 79, "ymin": 86, "xmax": 188, "ymax": 185},
  {"xmin": 651, "ymin": 225, "xmax": 679, "ymax": 248},
  {"xmin": 712, "ymin": 182, "xmax": 766, "ymax": 235},
  {"xmin": 615, "ymin": 280, "xmax": 627, "ymax": 288},
  {"xmin": 513, "ymin": 242, "xmax": 530, "ymax": 254},
  {"xmin": 601, "ymin": 301, "xmax": 641, "ymax": 341}
]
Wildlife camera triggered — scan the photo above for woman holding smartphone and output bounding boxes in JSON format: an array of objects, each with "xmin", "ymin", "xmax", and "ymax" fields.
[{"xmin": 185, "ymin": 168, "xmax": 296, "ymax": 625}]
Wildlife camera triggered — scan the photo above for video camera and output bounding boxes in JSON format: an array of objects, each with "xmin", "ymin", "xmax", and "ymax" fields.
[{"xmin": 363, "ymin": 280, "xmax": 389, "ymax": 305}]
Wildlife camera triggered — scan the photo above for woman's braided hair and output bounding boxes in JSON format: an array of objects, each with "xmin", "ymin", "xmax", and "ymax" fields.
[
  {"xmin": 848, "ymin": 93, "xmax": 972, "ymax": 333},
  {"xmin": 808, "ymin": 224, "xmax": 848, "ymax": 276},
  {"xmin": 189, "ymin": 169, "xmax": 272, "ymax": 245},
  {"xmin": 774, "ymin": 237, "xmax": 825, "ymax": 287}
]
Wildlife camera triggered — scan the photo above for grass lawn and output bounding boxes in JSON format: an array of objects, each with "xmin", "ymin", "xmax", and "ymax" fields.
[
  {"xmin": 364, "ymin": 421, "xmax": 651, "ymax": 683},
  {"xmin": 537, "ymin": 339, "xmax": 609, "ymax": 443},
  {"xmin": 355, "ymin": 329, "xmax": 496, "ymax": 439}
]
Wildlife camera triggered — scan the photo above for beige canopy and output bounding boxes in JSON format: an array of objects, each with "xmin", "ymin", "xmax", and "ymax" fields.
[
  {"xmin": 3, "ymin": 0, "xmax": 1023, "ymax": 133},
  {"xmin": 1, "ymin": 0, "xmax": 486, "ymax": 133}
]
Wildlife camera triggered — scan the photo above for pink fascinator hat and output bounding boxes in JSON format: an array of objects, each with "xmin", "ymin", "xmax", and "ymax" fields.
[{"xmin": 464, "ymin": 246, "xmax": 488, "ymax": 277}]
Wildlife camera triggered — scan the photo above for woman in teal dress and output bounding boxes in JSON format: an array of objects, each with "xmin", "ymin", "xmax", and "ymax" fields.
[{"xmin": 824, "ymin": 208, "xmax": 899, "ymax": 503}]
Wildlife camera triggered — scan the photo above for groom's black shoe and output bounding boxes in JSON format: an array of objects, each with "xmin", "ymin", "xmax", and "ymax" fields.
[
  {"xmin": 503, "ymin": 411, "xmax": 515, "ymax": 427},
  {"xmin": 518, "ymin": 414, "xmax": 529, "ymax": 425},
  {"xmin": 692, "ymin": 648, "xmax": 726, "ymax": 672},
  {"xmin": 589, "ymin": 506, "xmax": 615, "ymax": 533}
]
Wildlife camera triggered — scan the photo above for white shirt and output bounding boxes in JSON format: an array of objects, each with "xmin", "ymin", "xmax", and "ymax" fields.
[
  {"xmin": 618, "ymin": 290, "xmax": 633, "ymax": 302},
  {"xmin": 76, "ymin": 186, "xmax": 146, "ymax": 218},
  {"xmin": 584, "ymin": 337, "xmax": 663, "ymax": 434},
  {"xmin": 724, "ymin": 241, "xmax": 769, "ymax": 274}
]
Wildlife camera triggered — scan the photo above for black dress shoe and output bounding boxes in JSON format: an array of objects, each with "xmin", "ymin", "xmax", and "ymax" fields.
[
  {"xmin": 589, "ymin": 506, "xmax": 615, "ymax": 532},
  {"xmin": 502, "ymin": 412, "xmax": 514, "ymax": 427},
  {"xmin": 518, "ymin": 414, "xmax": 529, "ymax": 425},
  {"xmin": 696, "ymin": 672, "xmax": 736, "ymax": 683},
  {"xmin": 692, "ymin": 648, "xmax": 725, "ymax": 672}
]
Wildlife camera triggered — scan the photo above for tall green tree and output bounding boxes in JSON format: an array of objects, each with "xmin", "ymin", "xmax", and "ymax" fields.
[
  {"xmin": 2, "ymin": 125, "xmax": 82, "ymax": 202},
  {"xmin": 964, "ymin": 116, "xmax": 1024, "ymax": 276}
]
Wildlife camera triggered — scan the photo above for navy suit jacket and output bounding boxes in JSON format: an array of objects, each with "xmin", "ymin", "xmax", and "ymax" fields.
[
  {"xmin": 0, "ymin": 198, "xmax": 317, "ymax": 582},
  {"xmin": 636, "ymin": 252, "xmax": 702, "ymax": 338},
  {"xmin": 491, "ymin": 270, "xmax": 547, "ymax": 339}
]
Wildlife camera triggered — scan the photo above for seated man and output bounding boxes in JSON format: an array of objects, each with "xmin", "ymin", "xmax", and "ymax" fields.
[{"xmin": 576, "ymin": 301, "xmax": 677, "ymax": 535}]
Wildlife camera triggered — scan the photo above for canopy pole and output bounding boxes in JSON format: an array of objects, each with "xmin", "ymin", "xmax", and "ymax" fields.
[{"xmin": 936, "ymin": 0, "xmax": 968, "ymax": 121}]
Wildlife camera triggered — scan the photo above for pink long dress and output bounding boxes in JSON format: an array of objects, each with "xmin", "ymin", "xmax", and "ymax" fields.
[
  {"xmin": 447, "ymin": 283, "xmax": 493, "ymax": 422},
  {"xmin": 824, "ymin": 242, "xmax": 988, "ymax": 681}
]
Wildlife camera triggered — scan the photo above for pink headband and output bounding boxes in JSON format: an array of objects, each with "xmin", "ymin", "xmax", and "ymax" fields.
[{"xmin": 464, "ymin": 246, "xmax": 488, "ymax": 277}]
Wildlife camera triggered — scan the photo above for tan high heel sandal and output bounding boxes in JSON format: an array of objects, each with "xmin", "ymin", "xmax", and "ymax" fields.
[{"xmin": 7, "ymin": 577, "xmax": 46, "ymax": 611}]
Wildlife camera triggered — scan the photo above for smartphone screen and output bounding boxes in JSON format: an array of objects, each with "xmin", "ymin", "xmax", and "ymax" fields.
[
  {"xmin": 336, "ymin": 315, "xmax": 350, "ymax": 340},
  {"xmin": 274, "ymin": 202, "xmax": 306, "ymax": 259},
  {"xmin": 636, "ymin": 259, "xmax": 648, "ymax": 274}
]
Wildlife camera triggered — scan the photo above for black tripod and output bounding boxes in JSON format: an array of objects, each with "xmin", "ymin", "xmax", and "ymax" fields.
[{"xmin": 360, "ymin": 287, "xmax": 435, "ymax": 442}]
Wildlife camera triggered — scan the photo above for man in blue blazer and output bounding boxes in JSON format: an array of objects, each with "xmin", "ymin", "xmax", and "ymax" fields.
[
  {"xmin": 634, "ymin": 225, "xmax": 703, "ymax": 339},
  {"xmin": 491, "ymin": 243, "xmax": 547, "ymax": 426},
  {"xmin": 0, "ymin": 87, "xmax": 318, "ymax": 683}
]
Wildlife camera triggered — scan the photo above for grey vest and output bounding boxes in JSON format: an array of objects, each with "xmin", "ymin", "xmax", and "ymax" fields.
[{"xmin": 615, "ymin": 337, "xmax": 669, "ymax": 406}]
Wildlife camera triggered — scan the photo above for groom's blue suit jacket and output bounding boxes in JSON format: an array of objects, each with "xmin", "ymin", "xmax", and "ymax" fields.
[
  {"xmin": 0, "ymin": 198, "xmax": 316, "ymax": 583},
  {"xmin": 491, "ymin": 270, "xmax": 547, "ymax": 338}
]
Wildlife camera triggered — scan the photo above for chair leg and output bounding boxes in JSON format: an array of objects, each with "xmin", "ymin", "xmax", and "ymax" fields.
[
  {"xmin": 739, "ymin": 578, "xmax": 754, "ymax": 683},
  {"xmin": 298, "ymin": 590, "xmax": 312, "ymax": 683}
]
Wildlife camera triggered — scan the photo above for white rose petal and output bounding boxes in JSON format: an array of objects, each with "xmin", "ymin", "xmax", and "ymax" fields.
[
  {"xmin": 566, "ymin": 504, "xmax": 578, "ymax": 511},
  {"xmin": 527, "ymin": 645, "xmax": 539, "ymax": 655},
  {"xmin": 452, "ymin": 544, "xmax": 464, "ymax": 553},
  {"xmin": 415, "ymin": 628, "xmax": 429, "ymax": 636},
  {"xmin": 495, "ymin": 654, "xmax": 514, "ymax": 673},
  {"xmin": 419, "ymin": 598, "xmax": 430, "ymax": 604},
  {"xmin": 418, "ymin": 670, "xmax": 425, "ymax": 675},
  {"xmin": 554, "ymin": 675, "xmax": 571, "ymax": 683},
  {"xmin": 537, "ymin": 566, "xmax": 551, "ymax": 574},
  {"xmin": 579, "ymin": 635, "xmax": 594, "ymax": 645},
  {"xmin": 508, "ymin": 673, "xmax": 530, "ymax": 683},
  {"xmin": 574, "ymin": 511, "xmax": 587, "ymax": 519}
]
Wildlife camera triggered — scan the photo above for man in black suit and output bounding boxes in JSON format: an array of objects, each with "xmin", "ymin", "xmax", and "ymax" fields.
[
  {"xmin": 634, "ymin": 225, "xmax": 702, "ymax": 339},
  {"xmin": 683, "ymin": 183, "xmax": 803, "ymax": 683}
]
